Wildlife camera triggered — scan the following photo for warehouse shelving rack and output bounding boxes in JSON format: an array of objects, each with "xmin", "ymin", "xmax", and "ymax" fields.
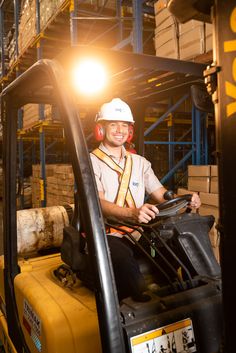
[
  {"xmin": 143, "ymin": 94, "xmax": 213, "ymax": 189},
  {"xmin": 0, "ymin": 0, "xmax": 213, "ymax": 207}
]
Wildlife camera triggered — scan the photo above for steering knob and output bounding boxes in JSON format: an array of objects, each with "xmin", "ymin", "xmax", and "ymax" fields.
[{"xmin": 163, "ymin": 190, "xmax": 175, "ymax": 201}]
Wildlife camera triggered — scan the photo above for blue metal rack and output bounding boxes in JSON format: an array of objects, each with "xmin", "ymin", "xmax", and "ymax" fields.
[{"xmin": 143, "ymin": 93, "xmax": 211, "ymax": 187}]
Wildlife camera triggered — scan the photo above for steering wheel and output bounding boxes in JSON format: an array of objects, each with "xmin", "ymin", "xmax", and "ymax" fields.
[
  {"xmin": 157, "ymin": 194, "xmax": 192, "ymax": 210},
  {"xmin": 106, "ymin": 194, "xmax": 194, "ymax": 230},
  {"xmin": 151, "ymin": 194, "xmax": 193, "ymax": 219}
]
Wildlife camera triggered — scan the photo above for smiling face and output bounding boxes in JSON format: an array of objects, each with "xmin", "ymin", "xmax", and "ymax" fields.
[{"xmin": 103, "ymin": 121, "xmax": 130, "ymax": 147}]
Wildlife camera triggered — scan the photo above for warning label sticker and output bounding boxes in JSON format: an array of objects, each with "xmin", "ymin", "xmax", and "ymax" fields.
[
  {"xmin": 23, "ymin": 299, "xmax": 42, "ymax": 351},
  {"xmin": 130, "ymin": 318, "xmax": 196, "ymax": 353}
]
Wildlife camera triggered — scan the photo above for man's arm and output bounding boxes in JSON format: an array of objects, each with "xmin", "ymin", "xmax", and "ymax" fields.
[
  {"xmin": 98, "ymin": 191, "xmax": 159, "ymax": 224},
  {"xmin": 149, "ymin": 186, "xmax": 168, "ymax": 204}
]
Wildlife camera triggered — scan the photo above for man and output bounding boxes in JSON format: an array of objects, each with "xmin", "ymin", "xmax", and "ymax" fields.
[{"xmin": 90, "ymin": 98, "xmax": 201, "ymax": 302}]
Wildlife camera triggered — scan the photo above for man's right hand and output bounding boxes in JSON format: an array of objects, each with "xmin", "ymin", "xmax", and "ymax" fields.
[
  {"xmin": 132, "ymin": 203, "xmax": 159, "ymax": 223},
  {"xmin": 99, "ymin": 195, "xmax": 159, "ymax": 224}
]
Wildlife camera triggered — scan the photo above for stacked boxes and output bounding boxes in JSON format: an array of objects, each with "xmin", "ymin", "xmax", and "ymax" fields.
[
  {"xmin": 47, "ymin": 165, "xmax": 74, "ymax": 207},
  {"xmin": 8, "ymin": 36, "xmax": 17, "ymax": 67},
  {"xmin": 6, "ymin": 28, "xmax": 16, "ymax": 68},
  {"xmin": 199, "ymin": 165, "xmax": 219, "ymax": 263},
  {"xmin": 205, "ymin": 23, "xmax": 213, "ymax": 54},
  {"xmin": 177, "ymin": 165, "xmax": 220, "ymax": 262},
  {"xmin": 18, "ymin": 0, "xmax": 36, "ymax": 55},
  {"xmin": 17, "ymin": 0, "xmax": 117, "ymax": 57},
  {"xmin": 31, "ymin": 164, "xmax": 74, "ymax": 208},
  {"xmin": 187, "ymin": 165, "xmax": 220, "ymax": 262},
  {"xmin": 154, "ymin": 0, "xmax": 179, "ymax": 59},
  {"xmin": 187, "ymin": 165, "xmax": 219, "ymax": 221},
  {"xmin": 18, "ymin": 0, "xmax": 67, "ymax": 55},
  {"xmin": 188, "ymin": 165, "xmax": 211, "ymax": 193},
  {"xmin": 210, "ymin": 165, "xmax": 218, "ymax": 193},
  {"xmin": 78, "ymin": 0, "xmax": 116, "ymax": 11},
  {"xmin": 179, "ymin": 20, "xmax": 205, "ymax": 61},
  {"xmin": 22, "ymin": 104, "xmax": 39, "ymax": 130},
  {"xmin": 179, "ymin": 20, "xmax": 212, "ymax": 61},
  {"xmin": 154, "ymin": 0, "xmax": 213, "ymax": 61},
  {"xmin": 40, "ymin": 0, "xmax": 66, "ymax": 30},
  {"xmin": 22, "ymin": 104, "xmax": 53, "ymax": 130},
  {"xmin": 31, "ymin": 164, "xmax": 55, "ymax": 208}
]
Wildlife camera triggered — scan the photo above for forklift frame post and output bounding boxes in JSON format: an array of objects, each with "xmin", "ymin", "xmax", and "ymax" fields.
[{"xmin": 212, "ymin": 1, "xmax": 236, "ymax": 351}]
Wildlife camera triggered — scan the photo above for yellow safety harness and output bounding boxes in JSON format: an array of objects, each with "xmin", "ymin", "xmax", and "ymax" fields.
[
  {"xmin": 92, "ymin": 148, "xmax": 136, "ymax": 235},
  {"xmin": 92, "ymin": 148, "xmax": 136, "ymax": 208}
]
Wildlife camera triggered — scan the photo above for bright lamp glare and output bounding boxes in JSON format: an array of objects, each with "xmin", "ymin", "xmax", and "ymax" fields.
[{"xmin": 71, "ymin": 59, "xmax": 107, "ymax": 95}]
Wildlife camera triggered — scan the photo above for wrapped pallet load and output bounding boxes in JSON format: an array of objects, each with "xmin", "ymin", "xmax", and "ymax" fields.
[
  {"xmin": 154, "ymin": 0, "xmax": 179, "ymax": 59},
  {"xmin": 154, "ymin": 0, "xmax": 213, "ymax": 61}
]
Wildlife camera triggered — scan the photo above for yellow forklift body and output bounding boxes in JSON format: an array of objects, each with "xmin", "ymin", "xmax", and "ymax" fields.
[
  {"xmin": 0, "ymin": 254, "xmax": 102, "ymax": 353},
  {"xmin": 0, "ymin": 312, "xmax": 18, "ymax": 353}
]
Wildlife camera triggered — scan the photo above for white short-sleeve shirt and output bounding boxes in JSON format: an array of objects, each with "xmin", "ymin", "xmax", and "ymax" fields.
[{"xmin": 90, "ymin": 143, "xmax": 163, "ymax": 208}]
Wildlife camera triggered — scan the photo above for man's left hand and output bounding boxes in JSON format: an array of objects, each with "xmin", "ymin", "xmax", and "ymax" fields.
[{"xmin": 190, "ymin": 192, "xmax": 201, "ymax": 209}]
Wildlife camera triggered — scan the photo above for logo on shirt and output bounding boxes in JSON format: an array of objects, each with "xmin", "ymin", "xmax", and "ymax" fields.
[{"xmin": 132, "ymin": 182, "xmax": 139, "ymax": 187}]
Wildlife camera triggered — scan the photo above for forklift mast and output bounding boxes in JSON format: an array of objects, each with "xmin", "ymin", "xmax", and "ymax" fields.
[
  {"xmin": 168, "ymin": 0, "xmax": 236, "ymax": 351},
  {"xmin": 211, "ymin": 2, "xmax": 236, "ymax": 352}
]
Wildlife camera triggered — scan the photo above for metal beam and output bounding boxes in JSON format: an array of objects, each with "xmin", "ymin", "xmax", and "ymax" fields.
[
  {"xmin": 144, "ymin": 93, "xmax": 189, "ymax": 136},
  {"xmin": 161, "ymin": 149, "xmax": 193, "ymax": 185}
]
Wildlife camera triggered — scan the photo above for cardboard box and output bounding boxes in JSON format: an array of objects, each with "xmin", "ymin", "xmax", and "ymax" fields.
[
  {"xmin": 154, "ymin": 6, "xmax": 179, "ymax": 59},
  {"xmin": 155, "ymin": 40, "xmax": 179, "ymax": 59},
  {"xmin": 205, "ymin": 23, "xmax": 213, "ymax": 53},
  {"xmin": 199, "ymin": 205, "xmax": 219, "ymax": 221},
  {"xmin": 179, "ymin": 20, "xmax": 203, "ymax": 35},
  {"xmin": 188, "ymin": 177, "xmax": 210, "ymax": 193},
  {"xmin": 211, "ymin": 165, "xmax": 218, "ymax": 177},
  {"xmin": 154, "ymin": 25, "xmax": 178, "ymax": 49},
  {"xmin": 154, "ymin": 0, "xmax": 168, "ymax": 14},
  {"xmin": 179, "ymin": 24, "xmax": 205, "ymax": 60},
  {"xmin": 154, "ymin": 6, "xmax": 175, "ymax": 29},
  {"xmin": 188, "ymin": 165, "xmax": 211, "ymax": 177},
  {"xmin": 155, "ymin": 13, "xmax": 176, "ymax": 32},
  {"xmin": 212, "ymin": 246, "xmax": 220, "ymax": 264},
  {"xmin": 177, "ymin": 188, "xmax": 196, "ymax": 196},
  {"xmin": 210, "ymin": 177, "xmax": 219, "ymax": 194},
  {"xmin": 209, "ymin": 222, "xmax": 220, "ymax": 248},
  {"xmin": 154, "ymin": 6, "xmax": 212, "ymax": 61},
  {"xmin": 199, "ymin": 192, "xmax": 219, "ymax": 207}
]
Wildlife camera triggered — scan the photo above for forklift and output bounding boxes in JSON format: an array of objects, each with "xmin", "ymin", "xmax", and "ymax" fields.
[{"xmin": 0, "ymin": 0, "xmax": 228, "ymax": 351}]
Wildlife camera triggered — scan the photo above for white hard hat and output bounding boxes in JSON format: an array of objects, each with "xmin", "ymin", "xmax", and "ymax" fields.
[{"xmin": 96, "ymin": 98, "xmax": 134, "ymax": 123}]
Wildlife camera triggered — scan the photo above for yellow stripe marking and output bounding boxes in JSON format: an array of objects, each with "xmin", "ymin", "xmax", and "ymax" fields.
[{"xmin": 224, "ymin": 39, "xmax": 236, "ymax": 52}]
